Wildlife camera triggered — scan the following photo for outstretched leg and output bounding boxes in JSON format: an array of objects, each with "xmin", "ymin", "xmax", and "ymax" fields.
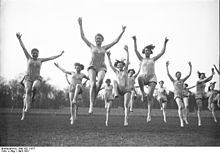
[
  {"xmin": 96, "ymin": 70, "xmax": 105, "ymax": 97},
  {"xmin": 88, "ymin": 69, "xmax": 97, "ymax": 114},
  {"xmin": 183, "ymin": 97, "xmax": 189, "ymax": 125},
  {"xmin": 21, "ymin": 80, "xmax": 32, "ymax": 120},
  {"xmin": 124, "ymin": 92, "xmax": 131, "ymax": 126},
  {"xmin": 162, "ymin": 102, "xmax": 167, "ymax": 123},
  {"xmin": 105, "ymin": 100, "xmax": 112, "ymax": 126},
  {"xmin": 113, "ymin": 80, "xmax": 120, "ymax": 98},
  {"xmin": 69, "ymin": 92, "xmax": 74, "ymax": 125},
  {"xmin": 196, "ymin": 99, "xmax": 203, "ymax": 126},
  {"xmin": 138, "ymin": 76, "xmax": 146, "ymax": 102},
  {"xmin": 129, "ymin": 90, "xmax": 135, "ymax": 112},
  {"xmin": 175, "ymin": 98, "xmax": 184, "ymax": 127},
  {"xmin": 146, "ymin": 82, "xmax": 156, "ymax": 123},
  {"xmin": 211, "ymin": 103, "xmax": 217, "ymax": 123}
]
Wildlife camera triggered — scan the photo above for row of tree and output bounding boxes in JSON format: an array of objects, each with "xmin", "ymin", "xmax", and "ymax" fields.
[{"xmin": 0, "ymin": 75, "xmax": 211, "ymax": 111}]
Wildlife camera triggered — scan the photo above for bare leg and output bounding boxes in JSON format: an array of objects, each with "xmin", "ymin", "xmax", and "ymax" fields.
[
  {"xmin": 69, "ymin": 92, "xmax": 74, "ymax": 125},
  {"xmin": 96, "ymin": 70, "xmax": 105, "ymax": 96},
  {"xmin": 113, "ymin": 80, "xmax": 119, "ymax": 98},
  {"xmin": 183, "ymin": 97, "xmax": 189, "ymax": 124},
  {"xmin": 138, "ymin": 76, "xmax": 146, "ymax": 102},
  {"xmin": 88, "ymin": 69, "xmax": 97, "ymax": 114},
  {"xmin": 31, "ymin": 80, "xmax": 41, "ymax": 103},
  {"xmin": 211, "ymin": 104, "xmax": 217, "ymax": 123},
  {"xmin": 105, "ymin": 101, "xmax": 112, "ymax": 126},
  {"xmin": 196, "ymin": 99, "xmax": 203, "ymax": 126},
  {"xmin": 21, "ymin": 81, "xmax": 32, "ymax": 120},
  {"xmin": 162, "ymin": 102, "xmax": 167, "ymax": 123},
  {"xmin": 129, "ymin": 90, "xmax": 135, "ymax": 112},
  {"xmin": 124, "ymin": 92, "xmax": 131, "ymax": 126},
  {"xmin": 175, "ymin": 98, "xmax": 184, "ymax": 127},
  {"xmin": 146, "ymin": 82, "xmax": 156, "ymax": 123},
  {"xmin": 72, "ymin": 84, "xmax": 82, "ymax": 103}
]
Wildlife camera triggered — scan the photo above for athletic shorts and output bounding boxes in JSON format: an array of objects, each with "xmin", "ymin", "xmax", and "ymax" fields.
[
  {"xmin": 117, "ymin": 85, "xmax": 132, "ymax": 96},
  {"xmin": 69, "ymin": 84, "xmax": 83, "ymax": 94},
  {"xmin": 87, "ymin": 64, "xmax": 107, "ymax": 74},
  {"xmin": 138, "ymin": 74, "xmax": 157, "ymax": 85},
  {"xmin": 24, "ymin": 75, "xmax": 42, "ymax": 83}
]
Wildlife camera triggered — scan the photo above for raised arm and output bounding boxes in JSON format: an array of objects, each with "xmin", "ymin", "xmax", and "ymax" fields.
[
  {"xmin": 103, "ymin": 26, "xmax": 126, "ymax": 50},
  {"xmin": 166, "ymin": 61, "xmax": 175, "ymax": 82},
  {"xmin": 133, "ymin": 62, "xmax": 142, "ymax": 79},
  {"xmin": 132, "ymin": 36, "xmax": 143, "ymax": 61},
  {"xmin": 65, "ymin": 74, "xmax": 71, "ymax": 85},
  {"xmin": 153, "ymin": 37, "xmax": 169, "ymax": 61},
  {"xmin": 214, "ymin": 64, "xmax": 220, "ymax": 75},
  {"xmin": 41, "ymin": 51, "xmax": 64, "ymax": 62},
  {"xmin": 124, "ymin": 45, "xmax": 129, "ymax": 71},
  {"xmin": 183, "ymin": 62, "xmax": 192, "ymax": 82},
  {"xmin": 78, "ymin": 17, "xmax": 93, "ymax": 48},
  {"xmin": 54, "ymin": 62, "xmax": 71, "ymax": 74},
  {"xmin": 106, "ymin": 51, "xmax": 118, "ymax": 73},
  {"xmin": 16, "ymin": 33, "xmax": 31, "ymax": 59}
]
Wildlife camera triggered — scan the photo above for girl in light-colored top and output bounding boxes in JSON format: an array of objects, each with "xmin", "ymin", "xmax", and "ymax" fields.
[
  {"xmin": 155, "ymin": 80, "xmax": 169, "ymax": 123},
  {"xmin": 166, "ymin": 61, "xmax": 192, "ymax": 127},
  {"xmin": 78, "ymin": 17, "xmax": 126, "ymax": 114},
  {"xmin": 127, "ymin": 63, "xmax": 141, "ymax": 112},
  {"xmin": 54, "ymin": 62, "xmax": 89, "ymax": 125},
  {"xmin": 103, "ymin": 79, "xmax": 114, "ymax": 126},
  {"xmin": 195, "ymin": 69, "xmax": 214, "ymax": 126},
  {"xmin": 107, "ymin": 45, "xmax": 131, "ymax": 126},
  {"xmin": 207, "ymin": 82, "xmax": 220, "ymax": 123},
  {"xmin": 132, "ymin": 36, "xmax": 168, "ymax": 123},
  {"xmin": 16, "ymin": 32, "xmax": 64, "ymax": 121}
]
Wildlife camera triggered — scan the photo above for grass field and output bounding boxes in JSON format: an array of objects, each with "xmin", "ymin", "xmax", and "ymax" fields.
[{"xmin": 0, "ymin": 107, "xmax": 220, "ymax": 146}]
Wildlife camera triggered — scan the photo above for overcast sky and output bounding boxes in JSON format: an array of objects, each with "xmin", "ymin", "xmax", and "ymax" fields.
[{"xmin": 0, "ymin": 0, "xmax": 219, "ymax": 92}]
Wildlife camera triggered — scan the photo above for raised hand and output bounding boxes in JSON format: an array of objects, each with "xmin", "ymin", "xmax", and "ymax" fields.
[
  {"xmin": 78, "ymin": 17, "xmax": 82, "ymax": 26},
  {"xmin": 166, "ymin": 61, "xmax": 170, "ymax": 67},
  {"xmin": 106, "ymin": 51, "xmax": 111, "ymax": 57},
  {"xmin": 132, "ymin": 36, "xmax": 136, "ymax": 40},
  {"xmin": 124, "ymin": 45, "xmax": 128, "ymax": 52},
  {"xmin": 165, "ymin": 37, "xmax": 169, "ymax": 43},
  {"xmin": 188, "ymin": 61, "xmax": 192, "ymax": 67},
  {"xmin": 211, "ymin": 68, "xmax": 215, "ymax": 75},
  {"xmin": 122, "ymin": 25, "xmax": 126, "ymax": 32},
  {"xmin": 16, "ymin": 32, "xmax": 22, "ymax": 39},
  {"xmin": 60, "ymin": 50, "xmax": 64, "ymax": 56},
  {"xmin": 54, "ymin": 62, "xmax": 59, "ymax": 67}
]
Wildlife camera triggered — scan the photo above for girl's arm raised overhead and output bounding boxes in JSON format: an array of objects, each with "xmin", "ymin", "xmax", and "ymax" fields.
[
  {"xmin": 214, "ymin": 64, "xmax": 220, "ymax": 75},
  {"xmin": 153, "ymin": 37, "xmax": 169, "ymax": 61},
  {"xmin": 124, "ymin": 45, "xmax": 129, "ymax": 71},
  {"xmin": 132, "ymin": 36, "xmax": 143, "ymax": 61},
  {"xmin": 198, "ymin": 68, "xmax": 215, "ymax": 84},
  {"xmin": 54, "ymin": 62, "xmax": 71, "ymax": 74},
  {"xmin": 16, "ymin": 33, "xmax": 31, "ymax": 59},
  {"xmin": 41, "ymin": 51, "xmax": 64, "ymax": 62},
  {"xmin": 103, "ymin": 26, "xmax": 126, "ymax": 50},
  {"xmin": 166, "ymin": 61, "xmax": 175, "ymax": 82},
  {"xmin": 78, "ymin": 17, "xmax": 93, "ymax": 48},
  {"xmin": 106, "ymin": 51, "xmax": 118, "ymax": 73},
  {"xmin": 183, "ymin": 62, "xmax": 192, "ymax": 82}
]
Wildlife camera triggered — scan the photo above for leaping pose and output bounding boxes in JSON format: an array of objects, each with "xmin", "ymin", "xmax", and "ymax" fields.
[
  {"xmin": 195, "ymin": 69, "xmax": 214, "ymax": 126},
  {"xmin": 127, "ymin": 63, "xmax": 141, "ymax": 112},
  {"xmin": 132, "ymin": 36, "xmax": 168, "ymax": 123},
  {"xmin": 78, "ymin": 17, "xmax": 126, "ymax": 114},
  {"xmin": 16, "ymin": 32, "xmax": 64, "ymax": 120},
  {"xmin": 166, "ymin": 61, "xmax": 192, "ymax": 127},
  {"xmin": 107, "ymin": 45, "xmax": 131, "ymax": 126},
  {"xmin": 54, "ymin": 62, "xmax": 89, "ymax": 125},
  {"xmin": 207, "ymin": 82, "xmax": 219, "ymax": 123}
]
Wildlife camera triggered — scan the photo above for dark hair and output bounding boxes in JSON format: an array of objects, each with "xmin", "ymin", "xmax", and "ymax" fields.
[
  {"xmin": 105, "ymin": 79, "xmax": 111, "ymax": 83},
  {"xmin": 197, "ymin": 71, "xmax": 206, "ymax": 78},
  {"xmin": 95, "ymin": 33, "xmax": 104, "ymax": 41},
  {"xmin": 114, "ymin": 60, "xmax": 125, "ymax": 68},
  {"xmin": 159, "ymin": 80, "xmax": 164, "ymax": 84},
  {"xmin": 74, "ymin": 62, "xmax": 84, "ymax": 70},
  {"xmin": 142, "ymin": 44, "xmax": 155, "ymax": 54},
  {"xmin": 128, "ymin": 69, "xmax": 135, "ymax": 74},
  {"xmin": 184, "ymin": 83, "xmax": 188, "ymax": 88},
  {"xmin": 31, "ymin": 48, "xmax": 39, "ymax": 54},
  {"xmin": 175, "ymin": 71, "xmax": 181, "ymax": 77}
]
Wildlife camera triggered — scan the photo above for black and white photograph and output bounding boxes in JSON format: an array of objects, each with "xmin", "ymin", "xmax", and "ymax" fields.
[{"xmin": 0, "ymin": 0, "xmax": 219, "ymax": 150}]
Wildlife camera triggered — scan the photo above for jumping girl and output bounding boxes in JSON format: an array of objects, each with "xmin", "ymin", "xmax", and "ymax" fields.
[
  {"xmin": 103, "ymin": 79, "xmax": 114, "ymax": 126},
  {"xmin": 16, "ymin": 32, "xmax": 64, "ymax": 120},
  {"xmin": 54, "ymin": 62, "xmax": 89, "ymax": 125},
  {"xmin": 195, "ymin": 69, "xmax": 215, "ymax": 126},
  {"xmin": 78, "ymin": 17, "xmax": 126, "ymax": 114},
  {"xmin": 155, "ymin": 80, "xmax": 169, "ymax": 123},
  {"xmin": 132, "ymin": 36, "xmax": 168, "ymax": 123},
  {"xmin": 166, "ymin": 61, "xmax": 192, "ymax": 127},
  {"xmin": 127, "ymin": 63, "xmax": 141, "ymax": 112},
  {"xmin": 207, "ymin": 82, "xmax": 219, "ymax": 123},
  {"xmin": 107, "ymin": 45, "xmax": 131, "ymax": 126}
]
